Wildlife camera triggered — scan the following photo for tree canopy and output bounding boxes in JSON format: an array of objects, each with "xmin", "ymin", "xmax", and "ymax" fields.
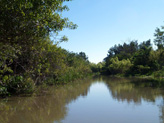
[{"xmin": 0, "ymin": 0, "xmax": 91, "ymax": 96}]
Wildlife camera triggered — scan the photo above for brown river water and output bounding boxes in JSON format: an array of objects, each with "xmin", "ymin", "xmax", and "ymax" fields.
[{"xmin": 0, "ymin": 76, "xmax": 164, "ymax": 123}]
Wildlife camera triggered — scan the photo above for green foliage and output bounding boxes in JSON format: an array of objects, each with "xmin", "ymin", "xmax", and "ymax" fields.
[
  {"xmin": 104, "ymin": 40, "xmax": 138, "ymax": 62},
  {"xmin": 90, "ymin": 62, "xmax": 105, "ymax": 73},
  {"xmin": 0, "ymin": 86, "xmax": 8, "ymax": 96},
  {"xmin": 153, "ymin": 67, "xmax": 164, "ymax": 78},
  {"xmin": 0, "ymin": 75, "xmax": 35, "ymax": 96},
  {"xmin": 79, "ymin": 52, "xmax": 88, "ymax": 61},
  {"xmin": 131, "ymin": 42, "xmax": 152, "ymax": 75},
  {"xmin": 56, "ymin": 51, "xmax": 92, "ymax": 83},
  {"xmin": 149, "ymin": 49, "xmax": 164, "ymax": 69},
  {"xmin": 154, "ymin": 27, "xmax": 164, "ymax": 49},
  {"xmin": 103, "ymin": 37, "xmax": 164, "ymax": 76},
  {"xmin": 108, "ymin": 57, "xmax": 133, "ymax": 74},
  {"xmin": 0, "ymin": 0, "xmax": 92, "ymax": 97},
  {"xmin": 0, "ymin": 0, "xmax": 77, "ymax": 44},
  {"xmin": 6, "ymin": 76, "xmax": 35, "ymax": 94}
]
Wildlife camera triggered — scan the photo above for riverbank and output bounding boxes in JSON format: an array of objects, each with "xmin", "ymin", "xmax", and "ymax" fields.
[
  {"xmin": 0, "ymin": 73, "xmax": 94, "ymax": 98},
  {"xmin": 101, "ymin": 74, "xmax": 164, "ymax": 89}
]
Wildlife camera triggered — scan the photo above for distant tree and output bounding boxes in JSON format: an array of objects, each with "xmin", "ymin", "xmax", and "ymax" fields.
[
  {"xmin": 105, "ymin": 40, "xmax": 138, "ymax": 61},
  {"xmin": 130, "ymin": 40, "xmax": 152, "ymax": 75},
  {"xmin": 108, "ymin": 57, "xmax": 132, "ymax": 74},
  {"xmin": 104, "ymin": 40, "xmax": 138, "ymax": 68},
  {"xmin": 154, "ymin": 27, "xmax": 164, "ymax": 49},
  {"xmin": 139, "ymin": 39, "xmax": 151, "ymax": 49},
  {"xmin": 103, "ymin": 40, "xmax": 158, "ymax": 75},
  {"xmin": 79, "ymin": 52, "xmax": 88, "ymax": 61}
]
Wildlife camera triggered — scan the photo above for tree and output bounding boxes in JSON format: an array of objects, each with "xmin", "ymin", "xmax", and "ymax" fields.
[
  {"xmin": 0, "ymin": 0, "xmax": 77, "ymax": 44},
  {"xmin": 0, "ymin": 0, "xmax": 80, "ymax": 95},
  {"xmin": 104, "ymin": 40, "xmax": 138, "ymax": 69},
  {"xmin": 130, "ymin": 40, "xmax": 152, "ymax": 75},
  {"xmin": 107, "ymin": 57, "xmax": 132, "ymax": 74},
  {"xmin": 154, "ymin": 27, "xmax": 164, "ymax": 49},
  {"xmin": 0, "ymin": 0, "xmax": 76, "ymax": 76},
  {"xmin": 79, "ymin": 52, "xmax": 88, "ymax": 61}
]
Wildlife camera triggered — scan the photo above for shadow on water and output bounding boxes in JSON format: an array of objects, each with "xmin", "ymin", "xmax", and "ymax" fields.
[
  {"xmin": 1, "ymin": 76, "xmax": 164, "ymax": 123},
  {"xmin": 0, "ymin": 78, "xmax": 96, "ymax": 123}
]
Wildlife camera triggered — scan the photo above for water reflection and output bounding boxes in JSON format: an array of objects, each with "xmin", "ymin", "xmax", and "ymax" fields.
[
  {"xmin": 0, "ymin": 76, "xmax": 164, "ymax": 123},
  {"xmin": 103, "ymin": 77, "xmax": 164, "ymax": 104},
  {"xmin": 103, "ymin": 76, "xmax": 164, "ymax": 123},
  {"xmin": 0, "ymin": 78, "xmax": 94, "ymax": 123}
]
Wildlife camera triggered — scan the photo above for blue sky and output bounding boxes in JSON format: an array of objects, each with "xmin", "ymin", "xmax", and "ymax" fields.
[{"xmin": 58, "ymin": 0, "xmax": 164, "ymax": 63}]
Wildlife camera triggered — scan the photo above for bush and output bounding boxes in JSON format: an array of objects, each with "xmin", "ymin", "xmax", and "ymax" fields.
[
  {"xmin": 108, "ymin": 57, "xmax": 133, "ymax": 74},
  {"xmin": 0, "ymin": 75, "xmax": 35, "ymax": 96}
]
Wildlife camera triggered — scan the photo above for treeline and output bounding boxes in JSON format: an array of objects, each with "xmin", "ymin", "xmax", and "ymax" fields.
[
  {"xmin": 0, "ymin": 0, "xmax": 92, "ymax": 96},
  {"xmin": 97, "ymin": 26, "xmax": 164, "ymax": 77}
]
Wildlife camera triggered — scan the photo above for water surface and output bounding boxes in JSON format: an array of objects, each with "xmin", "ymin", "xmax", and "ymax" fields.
[{"xmin": 0, "ymin": 76, "xmax": 164, "ymax": 123}]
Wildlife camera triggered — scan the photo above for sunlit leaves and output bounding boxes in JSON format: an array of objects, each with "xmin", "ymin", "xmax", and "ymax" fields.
[{"xmin": 108, "ymin": 57, "xmax": 132, "ymax": 74}]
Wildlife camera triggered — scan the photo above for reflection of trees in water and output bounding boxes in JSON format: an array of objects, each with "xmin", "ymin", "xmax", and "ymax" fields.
[
  {"xmin": 160, "ymin": 102, "xmax": 164, "ymax": 123},
  {"xmin": 158, "ymin": 99, "xmax": 164, "ymax": 123},
  {"xmin": 102, "ymin": 76, "xmax": 164, "ymax": 123},
  {"xmin": 1, "ymin": 76, "xmax": 164, "ymax": 123},
  {"xmin": 0, "ymin": 78, "xmax": 97, "ymax": 123},
  {"xmin": 102, "ymin": 76, "xmax": 163, "ymax": 104}
]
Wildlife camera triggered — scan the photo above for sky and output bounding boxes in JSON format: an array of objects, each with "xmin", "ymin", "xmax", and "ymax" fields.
[{"xmin": 58, "ymin": 0, "xmax": 164, "ymax": 63}]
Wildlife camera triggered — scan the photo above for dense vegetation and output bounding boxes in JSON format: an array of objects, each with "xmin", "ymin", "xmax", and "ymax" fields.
[
  {"xmin": 100, "ymin": 26, "xmax": 164, "ymax": 78},
  {"xmin": 1, "ymin": 0, "xmax": 164, "ymax": 97},
  {"xmin": 0, "ymin": 0, "xmax": 92, "ymax": 96}
]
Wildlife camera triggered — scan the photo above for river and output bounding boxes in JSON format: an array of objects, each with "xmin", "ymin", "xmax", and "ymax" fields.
[{"xmin": 0, "ymin": 76, "xmax": 164, "ymax": 123}]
